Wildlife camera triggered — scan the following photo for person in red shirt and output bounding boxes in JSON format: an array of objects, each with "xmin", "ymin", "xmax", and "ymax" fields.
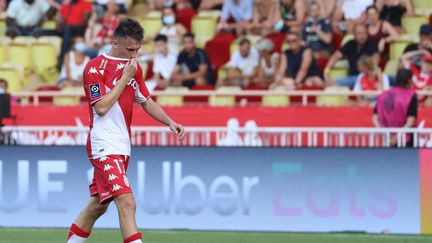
[
  {"xmin": 401, "ymin": 50, "xmax": 432, "ymax": 102},
  {"xmin": 66, "ymin": 18, "xmax": 185, "ymax": 243},
  {"xmin": 57, "ymin": 0, "xmax": 93, "ymax": 68}
]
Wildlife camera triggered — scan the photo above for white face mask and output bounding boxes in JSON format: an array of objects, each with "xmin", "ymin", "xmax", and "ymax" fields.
[
  {"xmin": 0, "ymin": 88, "xmax": 4, "ymax": 94},
  {"xmin": 74, "ymin": 42, "xmax": 87, "ymax": 53},
  {"xmin": 274, "ymin": 20, "xmax": 284, "ymax": 32},
  {"xmin": 163, "ymin": 15, "xmax": 175, "ymax": 25}
]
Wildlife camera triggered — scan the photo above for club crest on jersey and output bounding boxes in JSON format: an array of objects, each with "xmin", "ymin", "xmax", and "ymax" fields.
[{"xmin": 89, "ymin": 83, "xmax": 102, "ymax": 99}]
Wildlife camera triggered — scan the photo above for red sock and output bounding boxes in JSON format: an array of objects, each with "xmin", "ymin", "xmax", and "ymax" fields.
[
  {"xmin": 124, "ymin": 232, "xmax": 142, "ymax": 243},
  {"xmin": 67, "ymin": 224, "xmax": 90, "ymax": 240}
]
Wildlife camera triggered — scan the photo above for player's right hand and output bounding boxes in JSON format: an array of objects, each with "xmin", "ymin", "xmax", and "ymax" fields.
[{"xmin": 122, "ymin": 58, "xmax": 137, "ymax": 80}]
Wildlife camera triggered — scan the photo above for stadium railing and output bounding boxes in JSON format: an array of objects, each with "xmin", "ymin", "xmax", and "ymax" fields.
[
  {"xmin": 2, "ymin": 126, "xmax": 432, "ymax": 148},
  {"xmin": 11, "ymin": 90, "xmax": 432, "ymax": 106}
]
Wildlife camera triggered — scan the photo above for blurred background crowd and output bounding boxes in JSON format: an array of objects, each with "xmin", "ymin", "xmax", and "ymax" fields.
[{"xmin": 0, "ymin": 0, "xmax": 432, "ymax": 106}]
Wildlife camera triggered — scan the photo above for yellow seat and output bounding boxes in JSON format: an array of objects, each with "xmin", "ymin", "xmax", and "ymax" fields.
[
  {"xmin": 31, "ymin": 42, "xmax": 58, "ymax": 84},
  {"xmin": 8, "ymin": 43, "xmax": 32, "ymax": 71},
  {"xmin": 390, "ymin": 41, "xmax": 412, "ymax": 60},
  {"xmin": 262, "ymin": 94, "xmax": 289, "ymax": 107},
  {"xmin": 192, "ymin": 16, "xmax": 217, "ymax": 42},
  {"xmin": 146, "ymin": 11, "xmax": 162, "ymax": 18},
  {"xmin": 209, "ymin": 86, "xmax": 240, "ymax": 106},
  {"xmin": 0, "ymin": 44, "xmax": 6, "ymax": 63},
  {"xmin": 0, "ymin": 64, "xmax": 23, "ymax": 92},
  {"xmin": 53, "ymin": 87, "xmax": 83, "ymax": 106},
  {"xmin": 42, "ymin": 20, "xmax": 57, "ymax": 30},
  {"xmin": 156, "ymin": 87, "xmax": 187, "ymax": 106},
  {"xmin": 341, "ymin": 34, "xmax": 354, "ymax": 46},
  {"xmin": 384, "ymin": 59, "xmax": 398, "ymax": 77},
  {"xmin": 316, "ymin": 86, "xmax": 350, "ymax": 107},
  {"xmin": 38, "ymin": 36, "xmax": 62, "ymax": 55},
  {"xmin": 328, "ymin": 68, "xmax": 348, "ymax": 80},
  {"xmin": 139, "ymin": 17, "xmax": 162, "ymax": 36},
  {"xmin": 413, "ymin": 0, "xmax": 432, "ymax": 8},
  {"xmin": 402, "ymin": 16, "xmax": 429, "ymax": 36},
  {"xmin": 13, "ymin": 36, "xmax": 37, "ymax": 45},
  {"xmin": 0, "ymin": 18, "xmax": 6, "ymax": 37},
  {"xmin": 197, "ymin": 10, "xmax": 221, "ymax": 18}
]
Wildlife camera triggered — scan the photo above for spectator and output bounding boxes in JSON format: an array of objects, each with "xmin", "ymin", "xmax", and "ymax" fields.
[
  {"xmin": 332, "ymin": 0, "xmax": 373, "ymax": 34},
  {"xmin": 58, "ymin": 0, "xmax": 93, "ymax": 68},
  {"xmin": 57, "ymin": 36, "xmax": 90, "ymax": 89},
  {"xmin": 376, "ymin": 0, "xmax": 414, "ymax": 32},
  {"xmin": 272, "ymin": 32, "xmax": 323, "ymax": 89},
  {"xmin": 311, "ymin": 0, "xmax": 337, "ymax": 19},
  {"xmin": 0, "ymin": 79, "xmax": 7, "ymax": 94},
  {"xmin": 401, "ymin": 51, "xmax": 432, "ymax": 101},
  {"xmin": 174, "ymin": 0, "xmax": 200, "ymax": 10},
  {"xmin": 325, "ymin": 24, "xmax": 380, "ymax": 88},
  {"xmin": 272, "ymin": 0, "xmax": 306, "ymax": 33},
  {"xmin": 147, "ymin": 0, "xmax": 165, "ymax": 10},
  {"xmin": 373, "ymin": 69, "xmax": 417, "ymax": 147},
  {"xmin": 353, "ymin": 55, "xmax": 390, "ymax": 104},
  {"xmin": 366, "ymin": 5, "xmax": 400, "ymax": 54},
  {"xmin": 218, "ymin": 38, "xmax": 259, "ymax": 87},
  {"xmin": 255, "ymin": 38, "xmax": 280, "ymax": 87},
  {"xmin": 171, "ymin": 32, "xmax": 215, "ymax": 88},
  {"xmin": 218, "ymin": 0, "xmax": 254, "ymax": 35},
  {"xmin": 151, "ymin": 34, "xmax": 178, "ymax": 89},
  {"xmin": 0, "ymin": 0, "xmax": 7, "ymax": 11},
  {"xmin": 301, "ymin": 1, "xmax": 333, "ymax": 59},
  {"xmin": 199, "ymin": 0, "xmax": 224, "ymax": 10},
  {"xmin": 94, "ymin": 0, "xmax": 126, "ymax": 19},
  {"xmin": 250, "ymin": 0, "xmax": 277, "ymax": 35},
  {"xmin": 5, "ymin": 0, "xmax": 54, "ymax": 38},
  {"xmin": 90, "ymin": 0, "xmax": 120, "ymax": 49},
  {"xmin": 158, "ymin": 6, "xmax": 187, "ymax": 51},
  {"xmin": 403, "ymin": 24, "xmax": 432, "ymax": 54}
]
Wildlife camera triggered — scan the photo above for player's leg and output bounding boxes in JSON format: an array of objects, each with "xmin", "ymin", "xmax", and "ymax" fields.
[
  {"xmin": 114, "ymin": 193, "xmax": 142, "ymax": 243},
  {"xmin": 67, "ymin": 196, "xmax": 109, "ymax": 243}
]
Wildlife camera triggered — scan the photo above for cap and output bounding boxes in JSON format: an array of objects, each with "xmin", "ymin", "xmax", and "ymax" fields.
[
  {"xmin": 419, "ymin": 24, "xmax": 432, "ymax": 35},
  {"xmin": 255, "ymin": 38, "xmax": 274, "ymax": 52},
  {"xmin": 422, "ymin": 54, "xmax": 432, "ymax": 62}
]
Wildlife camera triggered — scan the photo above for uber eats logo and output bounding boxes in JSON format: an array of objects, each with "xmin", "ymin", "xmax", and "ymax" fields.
[{"xmin": 136, "ymin": 161, "xmax": 260, "ymax": 216}]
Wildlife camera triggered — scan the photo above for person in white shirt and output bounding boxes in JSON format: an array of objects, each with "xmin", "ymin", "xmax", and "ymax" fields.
[
  {"xmin": 218, "ymin": 0, "xmax": 254, "ymax": 35},
  {"xmin": 332, "ymin": 0, "xmax": 373, "ymax": 34},
  {"xmin": 255, "ymin": 38, "xmax": 280, "ymax": 88},
  {"xmin": 6, "ymin": 0, "xmax": 53, "ymax": 37},
  {"xmin": 151, "ymin": 34, "xmax": 178, "ymax": 89},
  {"xmin": 218, "ymin": 38, "xmax": 259, "ymax": 87}
]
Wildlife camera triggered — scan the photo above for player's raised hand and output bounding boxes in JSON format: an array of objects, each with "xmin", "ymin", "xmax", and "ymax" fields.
[
  {"xmin": 169, "ymin": 122, "xmax": 185, "ymax": 142},
  {"xmin": 122, "ymin": 58, "xmax": 137, "ymax": 80}
]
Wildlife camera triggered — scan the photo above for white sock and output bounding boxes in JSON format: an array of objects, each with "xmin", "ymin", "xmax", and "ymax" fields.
[
  {"xmin": 129, "ymin": 240, "xmax": 142, "ymax": 243},
  {"xmin": 67, "ymin": 234, "xmax": 88, "ymax": 243}
]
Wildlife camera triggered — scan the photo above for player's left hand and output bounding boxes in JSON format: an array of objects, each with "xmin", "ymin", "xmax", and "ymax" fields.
[{"xmin": 169, "ymin": 122, "xmax": 185, "ymax": 141}]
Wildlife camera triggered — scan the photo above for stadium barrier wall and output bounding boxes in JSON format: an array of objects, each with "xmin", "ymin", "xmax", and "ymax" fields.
[{"xmin": 0, "ymin": 147, "xmax": 431, "ymax": 234}]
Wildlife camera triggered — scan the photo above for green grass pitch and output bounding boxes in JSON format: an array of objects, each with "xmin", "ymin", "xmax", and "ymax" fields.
[{"xmin": 1, "ymin": 229, "xmax": 432, "ymax": 243}]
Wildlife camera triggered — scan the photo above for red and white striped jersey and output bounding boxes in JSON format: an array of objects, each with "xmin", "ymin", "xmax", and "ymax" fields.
[{"xmin": 83, "ymin": 53, "xmax": 150, "ymax": 159}]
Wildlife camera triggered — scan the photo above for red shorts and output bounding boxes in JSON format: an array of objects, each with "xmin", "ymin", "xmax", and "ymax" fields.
[{"xmin": 89, "ymin": 155, "xmax": 132, "ymax": 204}]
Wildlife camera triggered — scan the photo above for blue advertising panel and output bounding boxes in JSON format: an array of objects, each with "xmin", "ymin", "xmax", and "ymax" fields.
[{"xmin": 0, "ymin": 147, "xmax": 421, "ymax": 234}]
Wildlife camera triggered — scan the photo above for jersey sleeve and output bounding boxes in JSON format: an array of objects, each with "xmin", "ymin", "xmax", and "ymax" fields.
[
  {"xmin": 83, "ymin": 61, "xmax": 107, "ymax": 105},
  {"xmin": 135, "ymin": 65, "xmax": 151, "ymax": 103}
]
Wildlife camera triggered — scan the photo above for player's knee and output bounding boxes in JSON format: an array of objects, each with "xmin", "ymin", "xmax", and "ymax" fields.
[
  {"xmin": 116, "ymin": 195, "xmax": 136, "ymax": 216},
  {"xmin": 88, "ymin": 203, "xmax": 108, "ymax": 219}
]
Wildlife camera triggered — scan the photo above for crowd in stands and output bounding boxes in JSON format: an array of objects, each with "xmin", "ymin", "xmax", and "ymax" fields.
[{"xmin": 1, "ymin": 0, "xmax": 432, "ymax": 106}]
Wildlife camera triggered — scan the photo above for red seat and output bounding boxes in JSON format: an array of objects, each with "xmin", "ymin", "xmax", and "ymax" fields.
[
  {"xmin": 265, "ymin": 32, "xmax": 286, "ymax": 53},
  {"xmin": 29, "ymin": 85, "xmax": 60, "ymax": 103},
  {"xmin": 204, "ymin": 32, "xmax": 236, "ymax": 78},
  {"xmin": 176, "ymin": 8, "xmax": 197, "ymax": 32},
  {"xmin": 333, "ymin": 32, "xmax": 344, "ymax": 51},
  {"xmin": 236, "ymin": 86, "xmax": 268, "ymax": 104},
  {"xmin": 184, "ymin": 84, "xmax": 215, "ymax": 103},
  {"xmin": 290, "ymin": 85, "xmax": 323, "ymax": 104}
]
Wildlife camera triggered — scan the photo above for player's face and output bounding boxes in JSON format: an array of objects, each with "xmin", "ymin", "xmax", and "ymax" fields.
[{"xmin": 112, "ymin": 37, "xmax": 141, "ymax": 59}]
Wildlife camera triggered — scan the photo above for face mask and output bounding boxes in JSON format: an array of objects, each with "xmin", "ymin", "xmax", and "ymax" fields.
[
  {"xmin": 0, "ymin": 88, "xmax": 4, "ymax": 94},
  {"xmin": 74, "ymin": 42, "xmax": 86, "ymax": 53},
  {"xmin": 274, "ymin": 20, "xmax": 284, "ymax": 32},
  {"xmin": 163, "ymin": 16, "xmax": 176, "ymax": 25},
  {"xmin": 99, "ymin": 44, "xmax": 112, "ymax": 54}
]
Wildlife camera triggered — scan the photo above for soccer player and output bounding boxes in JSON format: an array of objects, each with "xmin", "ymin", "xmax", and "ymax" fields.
[{"xmin": 66, "ymin": 18, "xmax": 185, "ymax": 243}]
